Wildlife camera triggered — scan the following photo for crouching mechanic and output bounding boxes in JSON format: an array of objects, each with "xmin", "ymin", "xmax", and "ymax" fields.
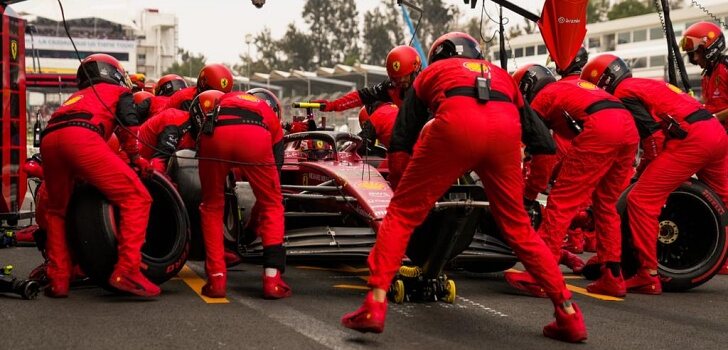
[
  {"xmin": 191, "ymin": 88, "xmax": 290, "ymax": 299},
  {"xmin": 357, "ymin": 102, "xmax": 397, "ymax": 149},
  {"xmin": 40, "ymin": 54, "xmax": 158, "ymax": 298},
  {"xmin": 315, "ymin": 45, "xmax": 421, "ymax": 110},
  {"xmin": 341, "ymin": 32, "xmax": 587, "ymax": 343},
  {"xmin": 582, "ymin": 54, "xmax": 728, "ymax": 294},
  {"xmin": 137, "ymin": 103, "xmax": 195, "ymax": 173},
  {"xmin": 508, "ymin": 64, "xmax": 639, "ymax": 298}
]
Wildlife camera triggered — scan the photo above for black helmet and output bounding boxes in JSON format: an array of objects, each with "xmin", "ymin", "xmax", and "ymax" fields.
[
  {"xmin": 76, "ymin": 53, "xmax": 130, "ymax": 89},
  {"xmin": 555, "ymin": 47, "xmax": 589, "ymax": 76},
  {"xmin": 428, "ymin": 32, "xmax": 483, "ymax": 64},
  {"xmin": 512, "ymin": 64, "xmax": 556, "ymax": 102},
  {"xmin": 246, "ymin": 88, "xmax": 282, "ymax": 119}
]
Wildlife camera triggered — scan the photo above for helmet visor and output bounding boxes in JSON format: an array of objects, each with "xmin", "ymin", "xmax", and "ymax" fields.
[{"xmin": 680, "ymin": 35, "xmax": 705, "ymax": 52}]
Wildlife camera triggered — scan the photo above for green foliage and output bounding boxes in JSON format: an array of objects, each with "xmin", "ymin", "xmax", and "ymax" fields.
[
  {"xmin": 587, "ymin": 0, "xmax": 610, "ymax": 24},
  {"xmin": 607, "ymin": 0, "xmax": 653, "ymax": 21},
  {"xmin": 163, "ymin": 48, "xmax": 206, "ymax": 77},
  {"xmin": 362, "ymin": 4, "xmax": 405, "ymax": 66},
  {"xmin": 303, "ymin": 0, "xmax": 360, "ymax": 67}
]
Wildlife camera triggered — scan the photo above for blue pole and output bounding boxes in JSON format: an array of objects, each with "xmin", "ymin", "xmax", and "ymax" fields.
[{"xmin": 401, "ymin": 6, "xmax": 428, "ymax": 68}]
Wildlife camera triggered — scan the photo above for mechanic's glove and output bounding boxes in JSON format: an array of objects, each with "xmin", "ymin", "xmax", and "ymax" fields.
[
  {"xmin": 131, "ymin": 155, "xmax": 155, "ymax": 178},
  {"xmin": 523, "ymin": 196, "xmax": 538, "ymax": 209},
  {"xmin": 316, "ymin": 91, "xmax": 363, "ymax": 112},
  {"xmin": 387, "ymin": 151, "xmax": 411, "ymax": 191},
  {"xmin": 150, "ymin": 158, "xmax": 168, "ymax": 174},
  {"xmin": 135, "ymin": 98, "xmax": 151, "ymax": 122}
]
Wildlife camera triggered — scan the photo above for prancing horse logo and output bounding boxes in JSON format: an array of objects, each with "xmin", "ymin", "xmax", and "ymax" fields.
[{"xmin": 10, "ymin": 39, "xmax": 18, "ymax": 61}]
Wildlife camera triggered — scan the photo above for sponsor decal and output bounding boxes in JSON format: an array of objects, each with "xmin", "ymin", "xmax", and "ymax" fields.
[
  {"xmin": 558, "ymin": 17, "xmax": 581, "ymax": 24},
  {"xmin": 368, "ymin": 192, "xmax": 391, "ymax": 198},
  {"xmin": 463, "ymin": 62, "xmax": 489, "ymax": 73},
  {"xmin": 220, "ymin": 78, "xmax": 229, "ymax": 89},
  {"xmin": 666, "ymin": 83, "xmax": 684, "ymax": 95},
  {"xmin": 238, "ymin": 93, "xmax": 259, "ymax": 102},
  {"xmin": 577, "ymin": 81, "xmax": 597, "ymax": 90},
  {"xmin": 10, "ymin": 39, "xmax": 18, "ymax": 61},
  {"xmin": 63, "ymin": 95, "xmax": 84, "ymax": 106},
  {"xmin": 392, "ymin": 61, "xmax": 401, "ymax": 72},
  {"xmin": 359, "ymin": 181, "xmax": 386, "ymax": 190}
]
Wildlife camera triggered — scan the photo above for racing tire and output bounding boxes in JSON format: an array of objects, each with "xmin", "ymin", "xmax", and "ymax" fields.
[
  {"xmin": 223, "ymin": 174, "xmax": 241, "ymax": 249},
  {"xmin": 617, "ymin": 178, "xmax": 728, "ymax": 292},
  {"xmin": 66, "ymin": 172, "xmax": 190, "ymax": 286},
  {"xmin": 168, "ymin": 149, "xmax": 205, "ymax": 260}
]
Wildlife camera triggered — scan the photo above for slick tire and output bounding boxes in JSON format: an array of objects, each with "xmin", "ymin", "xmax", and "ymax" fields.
[
  {"xmin": 67, "ymin": 172, "xmax": 190, "ymax": 286},
  {"xmin": 168, "ymin": 149, "xmax": 206, "ymax": 260},
  {"xmin": 617, "ymin": 178, "xmax": 728, "ymax": 291}
]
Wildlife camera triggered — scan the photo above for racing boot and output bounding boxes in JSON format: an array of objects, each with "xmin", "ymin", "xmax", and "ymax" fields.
[
  {"xmin": 586, "ymin": 264, "xmax": 626, "ymax": 297},
  {"xmin": 583, "ymin": 230, "xmax": 597, "ymax": 253},
  {"xmin": 263, "ymin": 269, "xmax": 292, "ymax": 299},
  {"xmin": 44, "ymin": 279, "xmax": 69, "ymax": 298},
  {"xmin": 625, "ymin": 269, "xmax": 662, "ymax": 295},
  {"xmin": 504, "ymin": 271, "xmax": 547, "ymax": 298},
  {"xmin": 341, "ymin": 291, "xmax": 387, "ymax": 333},
  {"xmin": 563, "ymin": 228, "xmax": 584, "ymax": 254},
  {"xmin": 202, "ymin": 272, "xmax": 226, "ymax": 298},
  {"xmin": 29, "ymin": 262, "xmax": 49, "ymax": 284},
  {"xmin": 109, "ymin": 268, "xmax": 161, "ymax": 297},
  {"xmin": 543, "ymin": 301, "xmax": 588, "ymax": 343},
  {"xmin": 559, "ymin": 250, "xmax": 585, "ymax": 274}
]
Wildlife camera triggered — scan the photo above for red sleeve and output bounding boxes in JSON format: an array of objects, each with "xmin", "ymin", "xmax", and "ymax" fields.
[{"xmin": 524, "ymin": 154, "xmax": 557, "ymax": 200}]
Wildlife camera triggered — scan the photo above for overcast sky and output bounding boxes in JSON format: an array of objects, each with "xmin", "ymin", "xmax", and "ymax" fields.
[
  {"xmin": 10, "ymin": 0, "xmax": 543, "ymax": 64},
  {"xmin": 10, "ymin": 0, "xmax": 723, "ymax": 65}
]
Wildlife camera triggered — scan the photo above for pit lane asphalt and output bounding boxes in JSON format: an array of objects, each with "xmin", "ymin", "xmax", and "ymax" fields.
[{"xmin": 2, "ymin": 246, "xmax": 728, "ymax": 350}]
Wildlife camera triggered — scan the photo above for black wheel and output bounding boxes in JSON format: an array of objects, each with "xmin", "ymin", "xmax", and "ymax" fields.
[
  {"xmin": 223, "ymin": 174, "xmax": 241, "ymax": 249},
  {"xmin": 617, "ymin": 178, "xmax": 728, "ymax": 291},
  {"xmin": 66, "ymin": 172, "xmax": 190, "ymax": 286},
  {"xmin": 168, "ymin": 149, "xmax": 205, "ymax": 261}
]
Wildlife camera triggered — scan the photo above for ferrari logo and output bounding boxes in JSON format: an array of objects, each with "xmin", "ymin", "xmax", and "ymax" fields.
[
  {"xmin": 10, "ymin": 39, "xmax": 18, "ymax": 61},
  {"xmin": 577, "ymin": 81, "xmax": 597, "ymax": 90},
  {"xmin": 462, "ymin": 62, "xmax": 489, "ymax": 73},
  {"xmin": 392, "ymin": 61, "xmax": 401, "ymax": 72},
  {"xmin": 220, "ymin": 78, "xmax": 229, "ymax": 89},
  {"xmin": 666, "ymin": 83, "xmax": 684, "ymax": 95},
  {"xmin": 63, "ymin": 95, "xmax": 84, "ymax": 106}
]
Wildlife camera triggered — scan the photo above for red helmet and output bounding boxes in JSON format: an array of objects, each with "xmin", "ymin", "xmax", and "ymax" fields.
[
  {"xmin": 156, "ymin": 74, "xmax": 188, "ymax": 97},
  {"xmin": 143, "ymin": 81, "xmax": 156, "ymax": 94},
  {"xmin": 246, "ymin": 88, "xmax": 282, "ymax": 119},
  {"xmin": 133, "ymin": 91, "xmax": 154, "ymax": 105},
  {"xmin": 129, "ymin": 73, "xmax": 146, "ymax": 92},
  {"xmin": 386, "ymin": 46, "xmax": 422, "ymax": 88},
  {"xmin": 197, "ymin": 64, "xmax": 234, "ymax": 93},
  {"xmin": 358, "ymin": 107, "xmax": 370, "ymax": 126},
  {"xmin": 580, "ymin": 54, "xmax": 632, "ymax": 93},
  {"xmin": 512, "ymin": 64, "xmax": 556, "ymax": 102},
  {"xmin": 76, "ymin": 53, "xmax": 130, "ymax": 89},
  {"xmin": 681, "ymin": 21, "xmax": 725, "ymax": 64},
  {"xmin": 428, "ymin": 32, "xmax": 483, "ymax": 64},
  {"xmin": 189, "ymin": 90, "xmax": 225, "ymax": 132}
]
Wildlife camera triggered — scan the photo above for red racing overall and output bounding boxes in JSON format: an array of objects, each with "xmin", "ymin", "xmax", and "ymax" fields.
[
  {"xmin": 531, "ymin": 80, "xmax": 639, "ymax": 271},
  {"xmin": 138, "ymin": 108, "xmax": 195, "ymax": 173},
  {"xmin": 367, "ymin": 57, "xmax": 572, "ymax": 306},
  {"xmin": 358, "ymin": 103, "xmax": 397, "ymax": 149},
  {"xmin": 321, "ymin": 80, "xmax": 405, "ymax": 111},
  {"xmin": 196, "ymin": 92, "xmax": 285, "ymax": 278},
  {"xmin": 40, "ymin": 83, "xmax": 153, "ymax": 293},
  {"xmin": 620, "ymin": 78, "xmax": 728, "ymax": 277},
  {"xmin": 166, "ymin": 86, "xmax": 197, "ymax": 111}
]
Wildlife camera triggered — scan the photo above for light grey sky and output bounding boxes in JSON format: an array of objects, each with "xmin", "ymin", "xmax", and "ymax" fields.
[{"xmin": 10, "ymin": 0, "xmax": 542, "ymax": 65}]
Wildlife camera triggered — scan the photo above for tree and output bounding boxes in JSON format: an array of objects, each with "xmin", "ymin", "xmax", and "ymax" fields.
[
  {"xmin": 362, "ymin": 4, "xmax": 405, "ymax": 65},
  {"xmin": 303, "ymin": 0, "xmax": 361, "ymax": 67},
  {"xmin": 418, "ymin": 0, "xmax": 461, "ymax": 49},
  {"xmin": 163, "ymin": 48, "xmax": 206, "ymax": 77},
  {"xmin": 279, "ymin": 23, "xmax": 316, "ymax": 71},
  {"xmin": 254, "ymin": 27, "xmax": 284, "ymax": 71},
  {"xmin": 607, "ymin": 0, "xmax": 652, "ymax": 21},
  {"xmin": 459, "ymin": 17, "xmax": 497, "ymax": 58},
  {"xmin": 587, "ymin": 0, "xmax": 610, "ymax": 24}
]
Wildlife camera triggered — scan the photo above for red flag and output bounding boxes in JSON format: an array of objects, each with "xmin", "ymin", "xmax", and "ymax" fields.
[{"xmin": 538, "ymin": 0, "xmax": 588, "ymax": 71}]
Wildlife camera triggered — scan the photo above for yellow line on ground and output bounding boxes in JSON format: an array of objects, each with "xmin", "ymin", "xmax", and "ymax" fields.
[
  {"xmin": 178, "ymin": 265, "xmax": 230, "ymax": 304},
  {"xmin": 295, "ymin": 265, "xmax": 369, "ymax": 274},
  {"xmin": 566, "ymin": 284, "xmax": 623, "ymax": 301},
  {"xmin": 333, "ymin": 284, "xmax": 370, "ymax": 290}
]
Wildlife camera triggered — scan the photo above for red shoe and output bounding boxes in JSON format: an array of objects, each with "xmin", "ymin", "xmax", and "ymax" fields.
[
  {"xmin": 625, "ymin": 270, "xmax": 662, "ymax": 295},
  {"xmin": 719, "ymin": 262, "xmax": 728, "ymax": 275},
  {"xmin": 44, "ymin": 279, "xmax": 69, "ymax": 298},
  {"xmin": 543, "ymin": 302, "xmax": 588, "ymax": 343},
  {"xmin": 586, "ymin": 266, "xmax": 626, "ymax": 297},
  {"xmin": 263, "ymin": 270, "xmax": 292, "ymax": 299},
  {"xmin": 29, "ymin": 262, "xmax": 49, "ymax": 283},
  {"xmin": 108, "ymin": 269, "xmax": 161, "ymax": 297},
  {"xmin": 504, "ymin": 271, "xmax": 547, "ymax": 298},
  {"xmin": 202, "ymin": 272, "xmax": 226, "ymax": 298},
  {"xmin": 583, "ymin": 231, "xmax": 597, "ymax": 252},
  {"xmin": 582, "ymin": 255, "xmax": 602, "ymax": 280},
  {"xmin": 560, "ymin": 250, "xmax": 585, "ymax": 274},
  {"xmin": 224, "ymin": 249, "xmax": 242, "ymax": 268},
  {"xmin": 341, "ymin": 292, "xmax": 387, "ymax": 333},
  {"xmin": 563, "ymin": 228, "xmax": 584, "ymax": 254}
]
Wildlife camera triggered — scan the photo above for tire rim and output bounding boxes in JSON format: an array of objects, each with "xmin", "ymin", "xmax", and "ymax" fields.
[{"xmin": 658, "ymin": 191, "xmax": 721, "ymax": 275}]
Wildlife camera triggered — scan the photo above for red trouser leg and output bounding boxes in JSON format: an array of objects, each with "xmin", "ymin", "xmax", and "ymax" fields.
[
  {"xmin": 628, "ymin": 121, "xmax": 728, "ymax": 270},
  {"xmin": 198, "ymin": 126, "xmax": 283, "ymax": 274},
  {"xmin": 539, "ymin": 114, "xmax": 637, "ymax": 261},
  {"xmin": 42, "ymin": 128, "xmax": 152, "ymax": 274},
  {"xmin": 367, "ymin": 100, "xmax": 571, "ymax": 305}
]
